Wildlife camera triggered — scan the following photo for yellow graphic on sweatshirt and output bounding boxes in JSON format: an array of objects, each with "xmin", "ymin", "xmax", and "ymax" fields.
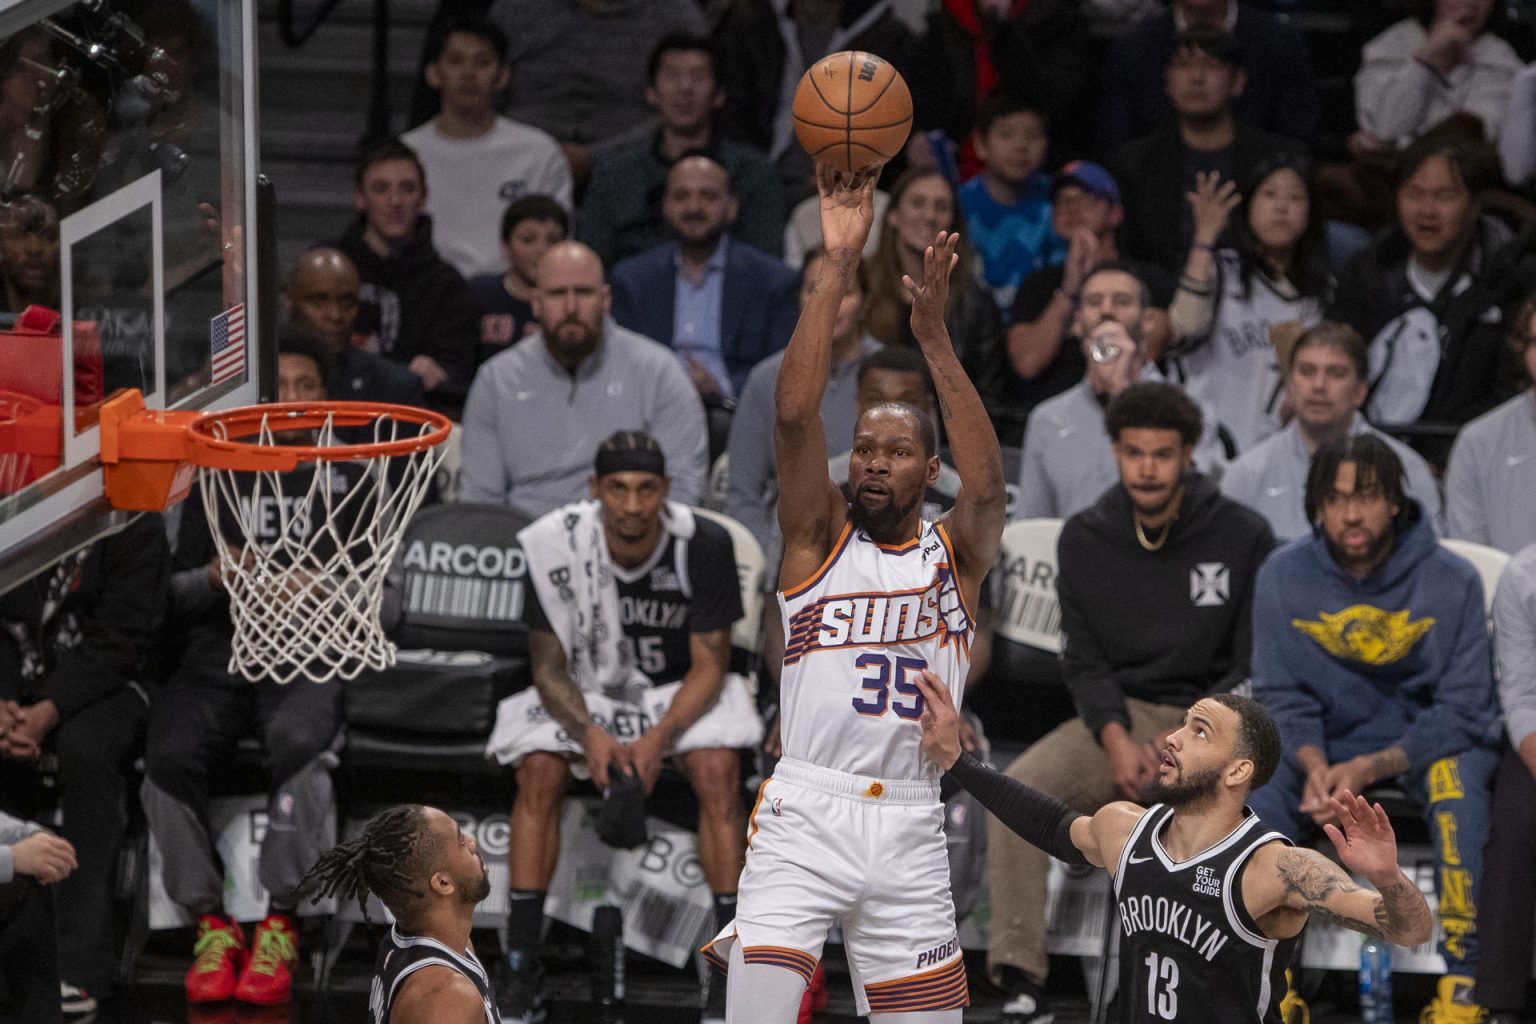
[{"xmin": 1290, "ymin": 605, "xmax": 1434, "ymax": 665}]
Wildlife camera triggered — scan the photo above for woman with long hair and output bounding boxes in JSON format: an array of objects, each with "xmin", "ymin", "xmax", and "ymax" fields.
[
  {"xmin": 1169, "ymin": 154, "xmax": 1330, "ymax": 452},
  {"xmin": 864, "ymin": 168, "xmax": 1003, "ymax": 405}
]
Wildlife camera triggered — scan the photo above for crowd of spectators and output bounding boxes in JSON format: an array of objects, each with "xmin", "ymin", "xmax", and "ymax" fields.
[{"xmin": 10, "ymin": 0, "xmax": 1536, "ymax": 1021}]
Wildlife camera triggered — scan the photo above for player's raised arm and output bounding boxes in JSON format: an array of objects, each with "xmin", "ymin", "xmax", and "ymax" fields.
[
  {"xmin": 902, "ymin": 233, "xmax": 1006, "ymax": 596},
  {"xmin": 1246, "ymin": 791, "xmax": 1433, "ymax": 947},
  {"xmin": 775, "ymin": 165, "xmax": 878, "ymax": 584},
  {"xmin": 916, "ymin": 670, "xmax": 1138, "ymax": 869}
]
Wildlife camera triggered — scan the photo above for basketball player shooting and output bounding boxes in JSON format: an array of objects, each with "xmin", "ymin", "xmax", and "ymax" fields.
[
  {"xmin": 703, "ymin": 163, "xmax": 1006, "ymax": 1023},
  {"xmin": 916, "ymin": 673, "xmax": 1434, "ymax": 1022}
]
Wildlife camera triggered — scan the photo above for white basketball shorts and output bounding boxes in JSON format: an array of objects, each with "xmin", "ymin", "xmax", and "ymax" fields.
[{"xmin": 702, "ymin": 757, "xmax": 968, "ymax": 1017}]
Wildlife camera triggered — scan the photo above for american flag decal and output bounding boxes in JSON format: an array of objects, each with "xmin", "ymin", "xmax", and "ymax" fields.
[{"xmin": 210, "ymin": 303, "xmax": 246, "ymax": 384}]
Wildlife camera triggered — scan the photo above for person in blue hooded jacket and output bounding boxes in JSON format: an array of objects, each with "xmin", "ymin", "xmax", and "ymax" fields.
[{"xmin": 1248, "ymin": 433, "xmax": 1499, "ymax": 1024}]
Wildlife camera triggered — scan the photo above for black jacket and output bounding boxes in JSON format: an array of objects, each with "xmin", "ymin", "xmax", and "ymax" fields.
[
  {"xmin": 0, "ymin": 514, "xmax": 168, "ymax": 719},
  {"xmin": 711, "ymin": 0, "xmax": 916, "ymax": 155},
  {"xmin": 1097, "ymin": 5, "xmax": 1319, "ymax": 155},
  {"xmin": 908, "ymin": 0, "xmax": 1094, "ymax": 158},
  {"xmin": 1329, "ymin": 214, "xmax": 1535, "ymax": 455},
  {"xmin": 334, "ymin": 215, "xmax": 480, "ymax": 403},
  {"xmin": 331, "ymin": 344, "xmax": 429, "ymax": 408},
  {"xmin": 1056, "ymin": 472, "xmax": 1276, "ymax": 740},
  {"xmin": 1112, "ymin": 123, "xmax": 1304, "ymax": 277}
]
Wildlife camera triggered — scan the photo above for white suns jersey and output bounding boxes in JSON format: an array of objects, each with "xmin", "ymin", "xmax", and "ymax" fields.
[{"xmin": 778, "ymin": 519, "xmax": 974, "ymax": 781}]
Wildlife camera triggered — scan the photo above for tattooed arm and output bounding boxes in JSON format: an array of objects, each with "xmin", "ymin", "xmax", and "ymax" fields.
[
  {"xmin": 1247, "ymin": 790, "xmax": 1433, "ymax": 946},
  {"xmin": 529, "ymin": 629, "xmax": 632, "ymax": 790}
]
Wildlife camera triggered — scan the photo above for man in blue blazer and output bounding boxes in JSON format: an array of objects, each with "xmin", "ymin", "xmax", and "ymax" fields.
[{"xmin": 609, "ymin": 155, "xmax": 799, "ymax": 399}]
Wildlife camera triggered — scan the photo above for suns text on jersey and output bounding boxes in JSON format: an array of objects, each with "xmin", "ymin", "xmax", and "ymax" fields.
[{"xmin": 783, "ymin": 575, "xmax": 969, "ymax": 665}]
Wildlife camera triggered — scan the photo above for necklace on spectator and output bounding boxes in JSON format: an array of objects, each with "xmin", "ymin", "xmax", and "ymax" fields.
[
  {"xmin": 1133, "ymin": 488, "xmax": 1183, "ymax": 552},
  {"xmin": 1134, "ymin": 516, "xmax": 1172, "ymax": 551}
]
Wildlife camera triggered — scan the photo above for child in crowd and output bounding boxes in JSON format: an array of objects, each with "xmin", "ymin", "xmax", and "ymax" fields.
[
  {"xmin": 958, "ymin": 91, "xmax": 1063, "ymax": 318},
  {"xmin": 401, "ymin": 16, "xmax": 572, "ymax": 279},
  {"xmin": 467, "ymin": 195, "xmax": 569, "ymax": 367}
]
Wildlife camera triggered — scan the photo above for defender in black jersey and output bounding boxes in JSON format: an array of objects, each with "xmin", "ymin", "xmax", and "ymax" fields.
[
  {"xmin": 915, "ymin": 675, "xmax": 1434, "ymax": 1023},
  {"xmin": 302, "ymin": 804, "xmax": 497, "ymax": 1024}
]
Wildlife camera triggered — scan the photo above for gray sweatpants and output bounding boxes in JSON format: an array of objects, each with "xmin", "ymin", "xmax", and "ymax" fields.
[{"xmin": 141, "ymin": 671, "xmax": 341, "ymax": 914}]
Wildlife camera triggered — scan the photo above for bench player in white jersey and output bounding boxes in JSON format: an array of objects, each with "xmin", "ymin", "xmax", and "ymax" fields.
[
  {"xmin": 915, "ymin": 674, "xmax": 1434, "ymax": 1023},
  {"xmin": 703, "ymin": 165, "xmax": 1006, "ymax": 1022}
]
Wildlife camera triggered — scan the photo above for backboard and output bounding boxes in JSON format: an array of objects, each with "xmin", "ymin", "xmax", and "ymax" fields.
[{"xmin": 0, "ymin": 0, "xmax": 272, "ymax": 592}]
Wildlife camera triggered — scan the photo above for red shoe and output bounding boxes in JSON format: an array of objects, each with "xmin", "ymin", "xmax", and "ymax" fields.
[
  {"xmin": 186, "ymin": 915, "xmax": 246, "ymax": 1003},
  {"xmin": 234, "ymin": 915, "xmax": 299, "ymax": 1005},
  {"xmin": 797, "ymin": 963, "xmax": 827, "ymax": 1024}
]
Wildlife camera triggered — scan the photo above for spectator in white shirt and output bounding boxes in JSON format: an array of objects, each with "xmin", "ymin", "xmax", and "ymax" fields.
[{"xmin": 401, "ymin": 17, "xmax": 572, "ymax": 279}]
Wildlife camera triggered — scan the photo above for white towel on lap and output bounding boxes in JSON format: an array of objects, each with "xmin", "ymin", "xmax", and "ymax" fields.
[
  {"xmin": 486, "ymin": 673, "xmax": 764, "ymax": 771},
  {"xmin": 485, "ymin": 497, "xmax": 762, "ymax": 766}
]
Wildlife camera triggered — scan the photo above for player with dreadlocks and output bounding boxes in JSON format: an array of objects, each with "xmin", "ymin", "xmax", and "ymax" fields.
[{"xmin": 301, "ymin": 804, "xmax": 498, "ymax": 1024}]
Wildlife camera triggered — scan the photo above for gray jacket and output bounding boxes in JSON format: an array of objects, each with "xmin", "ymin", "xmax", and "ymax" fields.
[
  {"xmin": 1446, "ymin": 390, "xmax": 1536, "ymax": 554},
  {"xmin": 1221, "ymin": 414, "xmax": 1442, "ymax": 540},
  {"xmin": 459, "ymin": 320, "xmax": 709, "ymax": 518},
  {"xmin": 1014, "ymin": 369, "xmax": 1227, "ymax": 520},
  {"xmin": 1495, "ymin": 542, "xmax": 1536, "ymax": 750},
  {"xmin": 0, "ymin": 812, "xmax": 42, "ymax": 884}
]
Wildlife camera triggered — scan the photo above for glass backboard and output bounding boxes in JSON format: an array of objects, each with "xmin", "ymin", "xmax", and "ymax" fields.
[{"xmin": 0, "ymin": 0, "xmax": 269, "ymax": 590}]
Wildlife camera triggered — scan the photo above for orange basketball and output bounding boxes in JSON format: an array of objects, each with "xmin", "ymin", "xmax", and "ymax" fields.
[{"xmin": 792, "ymin": 51, "xmax": 912, "ymax": 173}]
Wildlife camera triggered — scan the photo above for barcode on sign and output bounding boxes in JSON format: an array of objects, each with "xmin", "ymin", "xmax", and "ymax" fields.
[
  {"xmin": 1045, "ymin": 871, "xmax": 1113, "ymax": 958},
  {"xmin": 405, "ymin": 573, "xmax": 524, "ymax": 621},
  {"xmin": 1002, "ymin": 585, "xmax": 1062, "ymax": 651},
  {"xmin": 626, "ymin": 883, "xmax": 712, "ymax": 952}
]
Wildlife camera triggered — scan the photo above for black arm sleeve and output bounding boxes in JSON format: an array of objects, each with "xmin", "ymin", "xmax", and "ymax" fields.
[{"xmin": 944, "ymin": 751, "xmax": 1089, "ymax": 865}]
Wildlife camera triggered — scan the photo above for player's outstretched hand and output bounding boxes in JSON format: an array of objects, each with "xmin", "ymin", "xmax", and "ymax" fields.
[
  {"xmin": 902, "ymin": 231, "xmax": 959, "ymax": 345},
  {"xmin": 1323, "ymin": 789, "xmax": 1401, "ymax": 888},
  {"xmin": 915, "ymin": 670, "xmax": 962, "ymax": 771},
  {"xmin": 816, "ymin": 162, "xmax": 879, "ymax": 256}
]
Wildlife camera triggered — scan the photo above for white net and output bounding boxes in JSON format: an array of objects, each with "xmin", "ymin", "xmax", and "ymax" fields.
[{"xmin": 199, "ymin": 409, "xmax": 445, "ymax": 684}]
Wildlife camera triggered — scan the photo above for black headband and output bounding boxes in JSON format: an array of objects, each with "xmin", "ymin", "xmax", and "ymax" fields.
[{"xmin": 595, "ymin": 447, "xmax": 666, "ymax": 478}]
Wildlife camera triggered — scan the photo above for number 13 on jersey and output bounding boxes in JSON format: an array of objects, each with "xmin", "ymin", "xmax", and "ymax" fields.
[
  {"xmin": 1144, "ymin": 952, "xmax": 1179, "ymax": 1019},
  {"xmin": 851, "ymin": 653, "xmax": 927, "ymax": 718}
]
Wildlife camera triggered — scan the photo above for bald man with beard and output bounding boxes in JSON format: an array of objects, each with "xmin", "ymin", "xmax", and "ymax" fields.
[
  {"xmin": 459, "ymin": 240, "xmax": 708, "ymax": 517},
  {"xmin": 284, "ymin": 246, "xmax": 427, "ymax": 408}
]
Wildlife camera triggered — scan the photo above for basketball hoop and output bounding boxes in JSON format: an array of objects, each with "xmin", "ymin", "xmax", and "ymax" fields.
[{"xmin": 99, "ymin": 391, "xmax": 451, "ymax": 684}]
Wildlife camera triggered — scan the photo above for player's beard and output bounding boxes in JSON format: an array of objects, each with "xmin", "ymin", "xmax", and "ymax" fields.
[
  {"xmin": 1148, "ymin": 764, "xmax": 1223, "ymax": 808},
  {"xmin": 848, "ymin": 488, "xmax": 919, "ymax": 539},
  {"xmin": 458, "ymin": 855, "xmax": 492, "ymax": 905}
]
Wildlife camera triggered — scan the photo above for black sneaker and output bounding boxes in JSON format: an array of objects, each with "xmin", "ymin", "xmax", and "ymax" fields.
[
  {"xmin": 700, "ymin": 968, "xmax": 727, "ymax": 1024},
  {"xmin": 495, "ymin": 952, "xmax": 546, "ymax": 1024}
]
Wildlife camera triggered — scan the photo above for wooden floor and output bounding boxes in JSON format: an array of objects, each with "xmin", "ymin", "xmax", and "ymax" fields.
[{"xmin": 85, "ymin": 944, "xmax": 1447, "ymax": 1024}]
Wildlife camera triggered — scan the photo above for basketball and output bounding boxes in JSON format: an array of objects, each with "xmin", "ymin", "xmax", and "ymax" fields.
[{"xmin": 792, "ymin": 51, "xmax": 912, "ymax": 173}]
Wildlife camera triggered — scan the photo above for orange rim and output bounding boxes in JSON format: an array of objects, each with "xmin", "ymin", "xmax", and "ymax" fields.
[{"xmin": 184, "ymin": 400, "xmax": 452, "ymax": 469}]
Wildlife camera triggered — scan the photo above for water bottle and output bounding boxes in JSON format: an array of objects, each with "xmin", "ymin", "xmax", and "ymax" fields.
[
  {"xmin": 590, "ymin": 903, "xmax": 626, "ymax": 1009},
  {"xmin": 1359, "ymin": 938, "xmax": 1392, "ymax": 1023}
]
